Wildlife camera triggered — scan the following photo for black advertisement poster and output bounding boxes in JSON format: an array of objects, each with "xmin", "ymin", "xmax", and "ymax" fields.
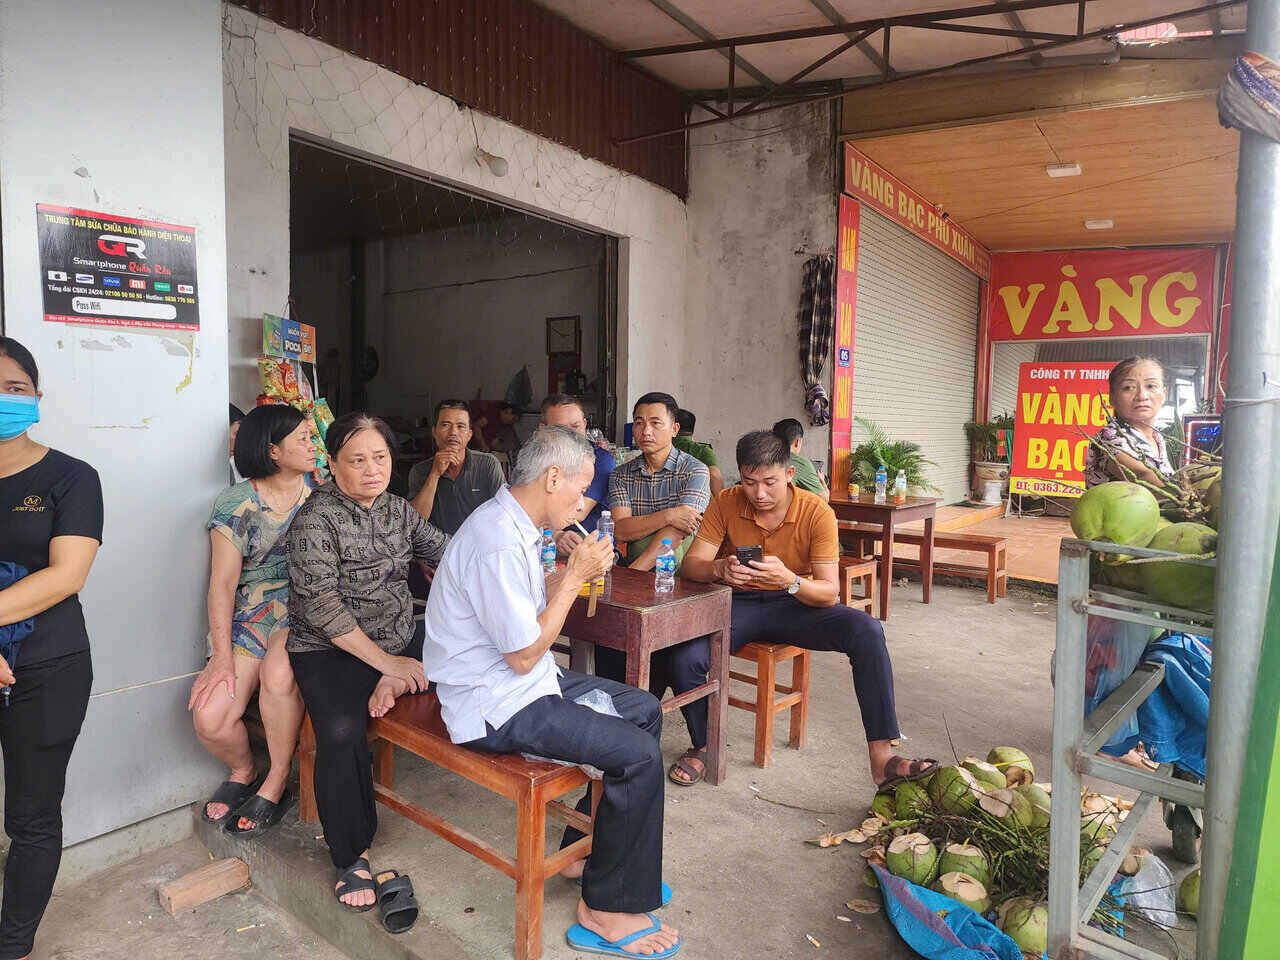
[{"xmin": 37, "ymin": 204, "xmax": 200, "ymax": 331}]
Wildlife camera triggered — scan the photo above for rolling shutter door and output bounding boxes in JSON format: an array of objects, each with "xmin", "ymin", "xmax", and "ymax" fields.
[{"xmin": 851, "ymin": 208, "xmax": 980, "ymax": 504}]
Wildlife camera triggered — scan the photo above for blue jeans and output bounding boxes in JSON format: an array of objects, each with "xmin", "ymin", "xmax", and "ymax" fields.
[{"xmin": 463, "ymin": 671, "xmax": 665, "ymax": 914}]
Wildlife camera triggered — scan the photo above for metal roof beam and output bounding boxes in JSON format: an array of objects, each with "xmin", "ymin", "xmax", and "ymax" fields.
[
  {"xmin": 806, "ymin": 0, "xmax": 888, "ymax": 75},
  {"xmin": 640, "ymin": 0, "xmax": 774, "ymax": 88},
  {"xmin": 622, "ymin": 0, "xmax": 1099, "ymax": 58},
  {"xmin": 615, "ymin": 0, "xmax": 1244, "ymax": 143}
]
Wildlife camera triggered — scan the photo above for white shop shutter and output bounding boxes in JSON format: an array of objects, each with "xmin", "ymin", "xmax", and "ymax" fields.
[{"xmin": 850, "ymin": 208, "xmax": 980, "ymax": 504}]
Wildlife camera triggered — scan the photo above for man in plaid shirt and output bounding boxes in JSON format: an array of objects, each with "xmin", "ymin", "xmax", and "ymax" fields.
[{"xmin": 608, "ymin": 392, "xmax": 711, "ymax": 572}]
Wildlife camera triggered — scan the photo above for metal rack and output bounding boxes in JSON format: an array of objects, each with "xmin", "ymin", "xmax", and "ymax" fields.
[{"xmin": 1049, "ymin": 538, "xmax": 1215, "ymax": 960}]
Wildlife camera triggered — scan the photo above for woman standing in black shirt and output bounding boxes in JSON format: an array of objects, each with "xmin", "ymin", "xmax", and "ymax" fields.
[{"xmin": 0, "ymin": 337, "xmax": 102, "ymax": 960}]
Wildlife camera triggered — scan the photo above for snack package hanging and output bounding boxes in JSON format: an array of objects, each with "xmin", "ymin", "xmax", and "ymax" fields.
[
  {"xmin": 258, "ymin": 357, "xmax": 286, "ymax": 399},
  {"xmin": 312, "ymin": 398, "xmax": 335, "ymax": 441},
  {"xmin": 278, "ymin": 360, "xmax": 300, "ymax": 402}
]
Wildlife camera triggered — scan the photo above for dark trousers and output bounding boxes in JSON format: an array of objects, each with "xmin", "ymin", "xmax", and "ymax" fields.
[
  {"xmin": 463, "ymin": 671, "xmax": 664, "ymax": 915},
  {"xmin": 0, "ymin": 650, "xmax": 92, "ymax": 960},
  {"xmin": 600, "ymin": 590, "xmax": 899, "ymax": 750},
  {"xmin": 290, "ymin": 627, "xmax": 424, "ymax": 871}
]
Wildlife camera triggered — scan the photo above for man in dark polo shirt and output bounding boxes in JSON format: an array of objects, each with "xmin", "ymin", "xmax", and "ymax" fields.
[
  {"xmin": 671, "ymin": 430, "xmax": 935, "ymax": 791},
  {"xmin": 408, "ymin": 399, "xmax": 505, "ymax": 535}
]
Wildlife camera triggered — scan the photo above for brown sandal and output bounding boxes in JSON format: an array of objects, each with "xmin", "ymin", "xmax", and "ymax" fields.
[
  {"xmin": 668, "ymin": 747, "xmax": 707, "ymax": 786},
  {"xmin": 876, "ymin": 756, "xmax": 938, "ymax": 791}
]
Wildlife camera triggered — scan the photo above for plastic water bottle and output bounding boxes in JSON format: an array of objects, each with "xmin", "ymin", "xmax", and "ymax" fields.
[
  {"xmin": 874, "ymin": 465, "xmax": 888, "ymax": 504},
  {"xmin": 597, "ymin": 511, "xmax": 615, "ymax": 584},
  {"xmin": 541, "ymin": 529, "xmax": 557, "ymax": 574},
  {"xmin": 654, "ymin": 538, "xmax": 676, "ymax": 593},
  {"xmin": 894, "ymin": 469, "xmax": 907, "ymax": 504}
]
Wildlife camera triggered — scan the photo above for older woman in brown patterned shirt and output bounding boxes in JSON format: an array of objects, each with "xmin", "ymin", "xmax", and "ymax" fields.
[{"xmin": 287, "ymin": 413, "xmax": 447, "ymax": 921}]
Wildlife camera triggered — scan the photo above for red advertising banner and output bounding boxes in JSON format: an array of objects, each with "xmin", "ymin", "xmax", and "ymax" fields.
[
  {"xmin": 842, "ymin": 143, "xmax": 991, "ymax": 280},
  {"xmin": 1010, "ymin": 361, "xmax": 1116, "ymax": 498},
  {"xmin": 989, "ymin": 247, "xmax": 1215, "ymax": 342},
  {"xmin": 831, "ymin": 195, "xmax": 859, "ymax": 494}
]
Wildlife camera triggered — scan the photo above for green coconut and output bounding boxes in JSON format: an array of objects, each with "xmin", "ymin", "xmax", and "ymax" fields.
[
  {"xmin": 961, "ymin": 756, "xmax": 1007, "ymax": 791},
  {"xmin": 1014, "ymin": 783, "xmax": 1051, "ymax": 829},
  {"xmin": 979, "ymin": 787, "xmax": 1033, "ymax": 827},
  {"xmin": 1200, "ymin": 477, "xmax": 1221, "ymax": 530},
  {"xmin": 1138, "ymin": 522, "xmax": 1218, "ymax": 612},
  {"xmin": 986, "ymin": 747, "xmax": 1035, "ymax": 787},
  {"xmin": 1178, "ymin": 868, "xmax": 1200, "ymax": 917},
  {"xmin": 937, "ymin": 843, "xmax": 990, "ymax": 888},
  {"xmin": 929, "ymin": 765, "xmax": 982, "ymax": 814},
  {"xmin": 870, "ymin": 791, "xmax": 896, "ymax": 822},
  {"xmin": 895, "ymin": 780, "xmax": 933, "ymax": 819},
  {"xmin": 1071, "ymin": 481, "xmax": 1161, "ymax": 547},
  {"xmin": 886, "ymin": 833, "xmax": 939, "ymax": 886},
  {"xmin": 1081, "ymin": 810, "xmax": 1119, "ymax": 843},
  {"xmin": 1099, "ymin": 554, "xmax": 1144, "ymax": 591},
  {"xmin": 998, "ymin": 898, "xmax": 1049, "ymax": 956},
  {"xmin": 933, "ymin": 872, "xmax": 991, "ymax": 914}
]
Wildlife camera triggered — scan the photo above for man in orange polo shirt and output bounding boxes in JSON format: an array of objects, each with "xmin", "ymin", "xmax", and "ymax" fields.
[{"xmin": 670, "ymin": 430, "xmax": 935, "ymax": 791}]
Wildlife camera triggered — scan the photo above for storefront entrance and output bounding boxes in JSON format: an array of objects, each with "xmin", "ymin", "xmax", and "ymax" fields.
[{"xmin": 287, "ymin": 135, "xmax": 618, "ymax": 492}]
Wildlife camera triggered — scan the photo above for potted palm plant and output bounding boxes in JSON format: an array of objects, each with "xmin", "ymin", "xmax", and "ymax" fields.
[
  {"xmin": 964, "ymin": 413, "xmax": 1015, "ymax": 501},
  {"xmin": 850, "ymin": 417, "xmax": 941, "ymax": 496}
]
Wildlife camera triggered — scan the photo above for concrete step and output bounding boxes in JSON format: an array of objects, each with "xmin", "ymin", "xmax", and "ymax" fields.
[{"xmin": 195, "ymin": 803, "xmax": 470, "ymax": 960}]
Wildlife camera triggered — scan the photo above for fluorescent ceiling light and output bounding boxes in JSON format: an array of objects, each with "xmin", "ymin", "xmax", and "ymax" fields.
[
  {"xmin": 1046, "ymin": 162, "xmax": 1082, "ymax": 178},
  {"xmin": 1085, "ymin": 219, "xmax": 1114, "ymax": 230}
]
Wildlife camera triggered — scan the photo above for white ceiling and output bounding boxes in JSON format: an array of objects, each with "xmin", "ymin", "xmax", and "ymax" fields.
[{"xmin": 536, "ymin": 0, "xmax": 1246, "ymax": 93}]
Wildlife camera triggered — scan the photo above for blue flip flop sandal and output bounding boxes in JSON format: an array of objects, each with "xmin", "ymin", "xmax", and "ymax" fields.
[
  {"xmin": 566, "ymin": 913, "xmax": 681, "ymax": 958},
  {"xmin": 575, "ymin": 876, "xmax": 672, "ymax": 907}
]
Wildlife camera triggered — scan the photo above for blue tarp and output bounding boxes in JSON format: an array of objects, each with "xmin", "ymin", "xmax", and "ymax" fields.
[{"xmin": 871, "ymin": 865, "xmax": 1040, "ymax": 960}]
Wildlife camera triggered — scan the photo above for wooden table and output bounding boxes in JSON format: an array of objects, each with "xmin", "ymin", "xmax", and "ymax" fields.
[
  {"xmin": 560, "ymin": 567, "xmax": 734, "ymax": 784},
  {"xmin": 830, "ymin": 495, "xmax": 939, "ymax": 621}
]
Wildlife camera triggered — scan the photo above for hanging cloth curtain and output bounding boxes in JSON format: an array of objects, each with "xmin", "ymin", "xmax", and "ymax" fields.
[{"xmin": 797, "ymin": 254, "xmax": 835, "ymax": 426}]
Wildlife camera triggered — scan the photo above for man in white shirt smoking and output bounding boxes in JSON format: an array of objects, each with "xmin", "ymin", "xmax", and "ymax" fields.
[{"xmin": 423, "ymin": 425, "xmax": 681, "ymax": 958}]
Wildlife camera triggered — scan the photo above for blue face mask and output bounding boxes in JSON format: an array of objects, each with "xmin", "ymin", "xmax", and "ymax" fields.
[{"xmin": 0, "ymin": 395, "xmax": 39, "ymax": 441}]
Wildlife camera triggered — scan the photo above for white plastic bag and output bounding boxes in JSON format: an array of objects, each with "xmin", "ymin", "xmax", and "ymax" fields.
[
  {"xmin": 1116, "ymin": 853, "xmax": 1177, "ymax": 930},
  {"xmin": 520, "ymin": 688, "xmax": 621, "ymax": 778}
]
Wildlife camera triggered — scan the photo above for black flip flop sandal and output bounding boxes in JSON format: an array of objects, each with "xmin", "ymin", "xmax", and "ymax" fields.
[
  {"xmin": 224, "ymin": 788, "xmax": 293, "ymax": 837},
  {"xmin": 334, "ymin": 857, "xmax": 377, "ymax": 913},
  {"xmin": 201, "ymin": 777, "xmax": 261, "ymax": 825},
  {"xmin": 375, "ymin": 869, "xmax": 419, "ymax": 934}
]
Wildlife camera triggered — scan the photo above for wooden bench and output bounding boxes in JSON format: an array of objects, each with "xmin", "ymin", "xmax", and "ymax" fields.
[
  {"xmin": 847, "ymin": 528, "xmax": 1008, "ymax": 603},
  {"xmin": 728, "ymin": 642, "xmax": 809, "ymax": 767},
  {"xmin": 298, "ymin": 694, "xmax": 601, "ymax": 960}
]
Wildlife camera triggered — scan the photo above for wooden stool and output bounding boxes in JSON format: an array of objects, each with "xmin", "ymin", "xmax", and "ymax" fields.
[
  {"xmin": 839, "ymin": 557, "xmax": 876, "ymax": 615},
  {"xmin": 728, "ymin": 642, "xmax": 810, "ymax": 767}
]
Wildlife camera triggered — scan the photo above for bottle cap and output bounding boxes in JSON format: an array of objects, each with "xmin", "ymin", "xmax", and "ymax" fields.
[
  {"xmin": 661, "ymin": 538, "xmax": 672, "ymax": 546},
  {"xmin": 543, "ymin": 529, "xmax": 553, "ymax": 535},
  {"xmin": 601, "ymin": 510, "xmax": 611, "ymax": 518}
]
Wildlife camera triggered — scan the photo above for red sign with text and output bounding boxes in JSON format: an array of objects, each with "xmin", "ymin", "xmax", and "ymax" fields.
[
  {"xmin": 1010, "ymin": 362, "xmax": 1116, "ymax": 498},
  {"xmin": 832, "ymin": 195, "xmax": 859, "ymax": 494},
  {"xmin": 843, "ymin": 143, "xmax": 991, "ymax": 279},
  {"xmin": 989, "ymin": 248, "xmax": 1215, "ymax": 342}
]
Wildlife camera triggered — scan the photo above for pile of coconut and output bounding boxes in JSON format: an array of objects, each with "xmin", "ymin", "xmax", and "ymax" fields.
[
  {"xmin": 852, "ymin": 747, "xmax": 1144, "ymax": 957},
  {"xmin": 1071, "ymin": 468, "xmax": 1220, "ymax": 612}
]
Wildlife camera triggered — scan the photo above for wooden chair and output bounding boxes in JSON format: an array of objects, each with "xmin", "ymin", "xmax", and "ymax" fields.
[
  {"xmin": 299, "ymin": 694, "xmax": 601, "ymax": 960},
  {"xmin": 728, "ymin": 642, "xmax": 809, "ymax": 767},
  {"xmin": 838, "ymin": 557, "xmax": 877, "ymax": 615}
]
